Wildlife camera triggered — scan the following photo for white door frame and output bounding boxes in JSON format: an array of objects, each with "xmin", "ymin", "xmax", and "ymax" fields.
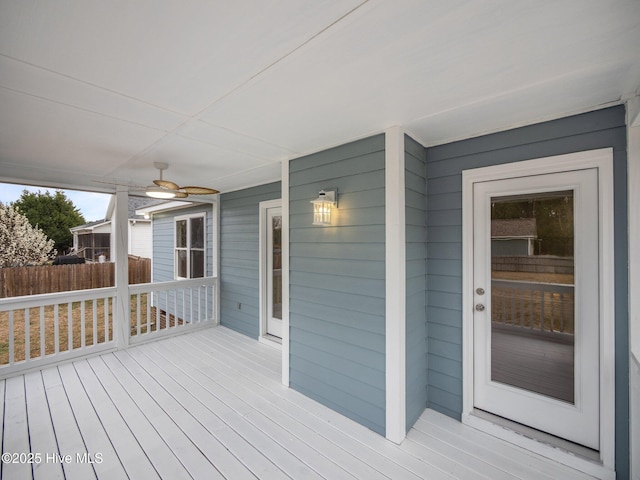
[
  {"xmin": 461, "ymin": 149, "xmax": 615, "ymax": 478},
  {"xmin": 259, "ymin": 199, "xmax": 282, "ymax": 347}
]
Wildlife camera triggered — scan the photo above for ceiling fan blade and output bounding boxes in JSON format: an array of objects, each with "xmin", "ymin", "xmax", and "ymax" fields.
[
  {"xmin": 154, "ymin": 179, "xmax": 180, "ymax": 190},
  {"xmin": 174, "ymin": 191, "xmax": 189, "ymax": 198},
  {"xmin": 180, "ymin": 186, "xmax": 219, "ymax": 195}
]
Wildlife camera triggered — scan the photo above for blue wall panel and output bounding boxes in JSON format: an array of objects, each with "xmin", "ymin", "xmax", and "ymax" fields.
[
  {"xmin": 404, "ymin": 134, "xmax": 428, "ymax": 431},
  {"xmin": 425, "ymin": 106, "xmax": 628, "ymax": 475},
  {"xmin": 219, "ymin": 182, "xmax": 281, "ymax": 339},
  {"xmin": 289, "ymin": 135, "xmax": 387, "ymax": 435}
]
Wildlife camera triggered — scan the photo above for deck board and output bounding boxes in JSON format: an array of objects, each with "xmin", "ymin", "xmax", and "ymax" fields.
[
  {"xmin": 23, "ymin": 372, "xmax": 64, "ymax": 480},
  {"xmin": 1, "ymin": 326, "xmax": 599, "ymax": 479}
]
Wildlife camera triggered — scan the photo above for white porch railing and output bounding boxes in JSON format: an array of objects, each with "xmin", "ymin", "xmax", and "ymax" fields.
[
  {"xmin": 491, "ymin": 279, "xmax": 574, "ymax": 335},
  {"xmin": 128, "ymin": 277, "xmax": 217, "ymax": 345},
  {"xmin": 0, "ymin": 287, "xmax": 117, "ymax": 378},
  {"xmin": 0, "ymin": 277, "xmax": 217, "ymax": 378}
]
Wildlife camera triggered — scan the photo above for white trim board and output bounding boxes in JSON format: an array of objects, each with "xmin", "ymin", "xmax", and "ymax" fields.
[
  {"xmin": 626, "ymin": 102, "xmax": 640, "ymax": 480},
  {"xmin": 280, "ymin": 160, "xmax": 290, "ymax": 387},
  {"xmin": 258, "ymin": 198, "xmax": 283, "ymax": 346},
  {"xmin": 461, "ymin": 148, "xmax": 616, "ymax": 479},
  {"xmin": 385, "ymin": 126, "xmax": 406, "ymax": 443}
]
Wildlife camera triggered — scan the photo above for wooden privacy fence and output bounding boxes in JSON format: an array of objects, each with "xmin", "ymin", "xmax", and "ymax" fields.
[{"xmin": 0, "ymin": 257, "xmax": 150, "ymax": 298}]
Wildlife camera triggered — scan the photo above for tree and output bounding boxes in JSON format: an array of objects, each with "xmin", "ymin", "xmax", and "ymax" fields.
[
  {"xmin": 0, "ymin": 203, "xmax": 55, "ymax": 267},
  {"xmin": 12, "ymin": 190, "xmax": 85, "ymax": 253}
]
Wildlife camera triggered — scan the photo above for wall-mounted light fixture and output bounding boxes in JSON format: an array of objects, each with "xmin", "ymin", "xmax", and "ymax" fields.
[{"xmin": 310, "ymin": 189, "xmax": 337, "ymax": 226}]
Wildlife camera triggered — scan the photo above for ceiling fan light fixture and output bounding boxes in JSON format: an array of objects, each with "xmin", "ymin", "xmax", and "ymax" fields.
[{"xmin": 145, "ymin": 185, "xmax": 176, "ymax": 199}]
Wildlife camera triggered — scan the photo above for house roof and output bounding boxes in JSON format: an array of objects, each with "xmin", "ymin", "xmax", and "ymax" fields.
[
  {"xmin": 105, "ymin": 195, "xmax": 166, "ymax": 221},
  {"xmin": 491, "ymin": 218, "xmax": 537, "ymax": 239},
  {"xmin": 69, "ymin": 219, "xmax": 109, "ymax": 233},
  {"xmin": 0, "ymin": 2, "xmax": 639, "ymax": 195}
]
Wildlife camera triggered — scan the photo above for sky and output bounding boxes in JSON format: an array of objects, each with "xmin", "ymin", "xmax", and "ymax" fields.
[{"xmin": 0, "ymin": 183, "xmax": 112, "ymax": 222}]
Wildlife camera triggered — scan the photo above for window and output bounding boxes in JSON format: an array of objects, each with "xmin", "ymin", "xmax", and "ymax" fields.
[{"xmin": 175, "ymin": 214, "xmax": 205, "ymax": 279}]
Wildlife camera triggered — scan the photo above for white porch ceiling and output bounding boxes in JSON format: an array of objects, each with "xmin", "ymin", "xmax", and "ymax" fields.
[{"xmin": 1, "ymin": 0, "xmax": 639, "ymax": 194}]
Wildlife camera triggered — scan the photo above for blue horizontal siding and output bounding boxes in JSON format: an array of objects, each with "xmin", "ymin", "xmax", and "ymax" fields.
[
  {"xmin": 425, "ymin": 106, "xmax": 629, "ymax": 478},
  {"xmin": 151, "ymin": 204, "xmax": 214, "ymax": 322},
  {"xmin": 404, "ymin": 134, "xmax": 427, "ymax": 432},
  {"xmin": 289, "ymin": 134, "xmax": 386, "ymax": 435},
  {"xmin": 219, "ymin": 182, "xmax": 281, "ymax": 339}
]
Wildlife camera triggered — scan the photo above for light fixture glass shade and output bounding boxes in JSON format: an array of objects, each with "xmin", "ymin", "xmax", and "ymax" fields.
[
  {"xmin": 145, "ymin": 186, "xmax": 176, "ymax": 199},
  {"xmin": 310, "ymin": 190, "xmax": 336, "ymax": 226},
  {"xmin": 313, "ymin": 200, "xmax": 331, "ymax": 225}
]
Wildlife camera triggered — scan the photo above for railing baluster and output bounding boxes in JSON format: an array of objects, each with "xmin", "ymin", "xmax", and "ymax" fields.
[
  {"xmin": 529, "ymin": 288, "xmax": 534, "ymax": 330},
  {"xmin": 54, "ymin": 304, "xmax": 59, "ymax": 354},
  {"xmin": 190, "ymin": 288, "xmax": 194, "ymax": 324},
  {"xmin": 136, "ymin": 293, "xmax": 141, "ymax": 336},
  {"xmin": 80, "ymin": 300, "xmax": 86, "ymax": 349},
  {"xmin": 40, "ymin": 306, "xmax": 45, "ymax": 358},
  {"xmin": 518, "ymin": 289, "xmax": 525, "ymax": 328},
  {"xmin": 104, "ymin": 297, "xmax": 109, "ymax": 342},
  {"xmin": 68, "ymin": 302, "xmax": 73, "ymax": 351},
  {"xmin": 173, "ymin": 289, "xmax": 177, "ymax": 328},
  {"xmin": 156, "ymin": 291, "xmax": 161, "ymax": 331},
  {"xmin": 9, "ymin": 310, "xmax": 14, "ymax": 365},
  {"xmin": 92, "ymin": 299, "xmax": 97, "ymax": 346},
  {"xmin": 182, "ymin": 289, "xmax": 186, "ymax": 325},
  {"xmin": 24, "ymin": 308, "xmax": 30, "ymax": 361},
  {"xmin": 560, "ymin": 292, "xmax": 565, "ymax": 332},
  {"xmin": 145, "ymin": 293, "xmax": 150, "ymax": 334},
  {"xmin": 540, "ymin": 292, "xmax": 545, "ymax": 332}
]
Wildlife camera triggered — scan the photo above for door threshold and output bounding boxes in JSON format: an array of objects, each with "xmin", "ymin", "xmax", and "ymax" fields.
[
  {"xmin": 259, "ymin": 334, "xmax": 282, "ymax": 349},
  {"xmin": 463, "ymin": 410, "xmax": 614, "ymax": 480}
]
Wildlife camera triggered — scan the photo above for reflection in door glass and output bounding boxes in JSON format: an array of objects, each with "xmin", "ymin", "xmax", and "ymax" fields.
[
  {"xmin": 490, "ymin": 191, "xmax": 575, "ymax": 403},
  {"xmin": 272, "ymin": 216, "xmax": 282, "ymax": 320}
]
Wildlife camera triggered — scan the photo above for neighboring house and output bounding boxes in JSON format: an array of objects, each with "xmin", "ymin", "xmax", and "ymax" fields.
[
  {"xmin": 70, "ymin": 218, "xmax": 111, "ymax": 261},
  {"xmin": 491, "ymin": 218, "xmax": 537, "ymax": 256},
  {"xmin": 70, "ymin": 196, "xmax": 159, "ymax": 261}
]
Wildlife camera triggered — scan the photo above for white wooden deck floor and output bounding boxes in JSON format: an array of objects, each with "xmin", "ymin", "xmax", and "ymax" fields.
[{"xmin": 0, "ymin": 326, "xmax": 598, "ymax": 480}]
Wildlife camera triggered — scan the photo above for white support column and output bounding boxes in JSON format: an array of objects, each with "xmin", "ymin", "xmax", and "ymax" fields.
[
  {"xmin": 385, "ymin": 126, "xmax": 406, "ymax": 443},
  {"xmin": 627, "ymin": 96, "xmax": 640, "ymax": 480},
  {"xmin": 213, "ymin": 199, "xmax": 221, "ymax": 325},
  {"xmin": 114, "ymin": 187, "xmax": 130, "ymax": 349},
  {"xmin": 281, "ymin": 159, "xmax": 290, "ymax": 387}
]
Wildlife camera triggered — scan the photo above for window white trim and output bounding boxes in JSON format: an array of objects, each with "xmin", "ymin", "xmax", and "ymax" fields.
[
  {"xmin": 174, "ymin": 212, "xmax": 206, "ymax": 280},
  {"xmin": 461, "ymin": 148, "xmax": 615, "ymax": 478}
]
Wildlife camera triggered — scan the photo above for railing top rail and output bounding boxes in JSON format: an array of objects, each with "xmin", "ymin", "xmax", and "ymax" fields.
[
  {"xmin": 492, "ymin": 279, "xmax": 574, "ymax": 292},
  {"xmin": 128, "ymin": 276, "xmax": 217, "ymax": 294},
  {"xmin": 0, "ymin": 286, "xmax": 117, "ymax": 311}
]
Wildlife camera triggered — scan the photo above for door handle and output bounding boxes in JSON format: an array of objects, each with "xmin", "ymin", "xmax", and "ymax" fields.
[{"xmin": 475, "ymin": 303, "xmax": 485, "ymax": 312}]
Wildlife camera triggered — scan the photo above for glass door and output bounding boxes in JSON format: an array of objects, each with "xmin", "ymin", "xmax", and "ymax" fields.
[
  {"xmin": 266, "ymin": 207, "xmax": 282, "ymax": 338},
  {"xmin": 473, "ymin": 168, "xmax": 600, "ymax": 450}
]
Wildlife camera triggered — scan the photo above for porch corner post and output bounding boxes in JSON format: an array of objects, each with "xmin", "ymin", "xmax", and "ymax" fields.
[
  {"xmin": 627, "ymin": 95, "xmax": 640, "ymax": 480},
  {"xmin": 114, "ymin": 187, "xmax": 130, "ymax": 349},
  {"xmin": 281, "ymin": 158, "xmax": 290, "ymax": 387},
  {"xmin": 385, "ymin": 126, "xmax": 406, "ymax": 443}
]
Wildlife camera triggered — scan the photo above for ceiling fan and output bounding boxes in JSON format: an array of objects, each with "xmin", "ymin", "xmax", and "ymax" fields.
[{"xmin": 145, "ymin": 162, "xmax": 219, "ymax": 199}]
